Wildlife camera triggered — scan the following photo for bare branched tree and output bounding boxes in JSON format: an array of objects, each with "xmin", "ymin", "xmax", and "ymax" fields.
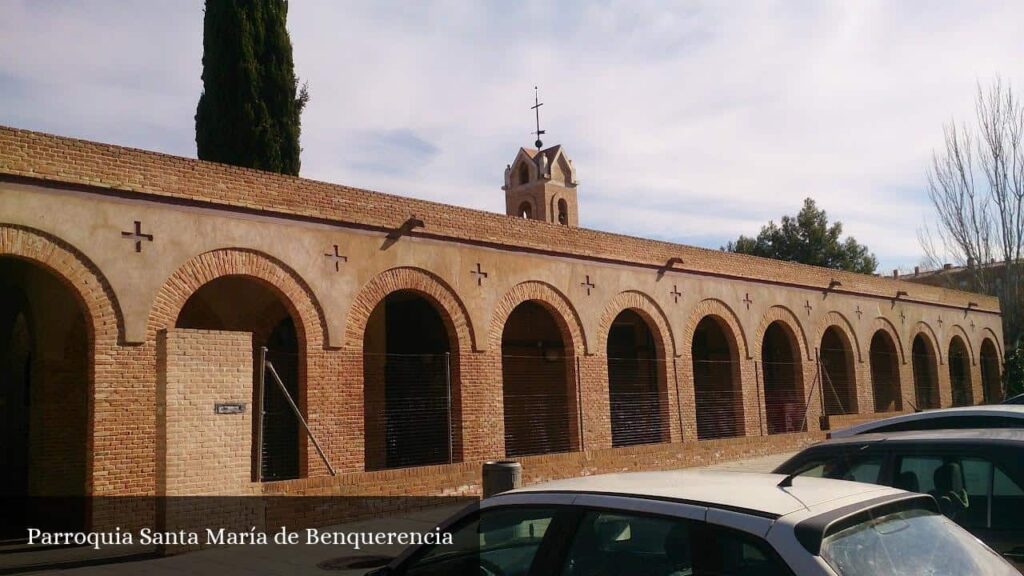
[{"xmin": 920, "ymin": 78, "xmax": 1024, "ymax": 344}]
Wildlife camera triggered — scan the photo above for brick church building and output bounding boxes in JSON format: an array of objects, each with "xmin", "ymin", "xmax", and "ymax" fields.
[{"xmin": 0, "ymin": 126, "xmax": 1004, "ymax": 531}]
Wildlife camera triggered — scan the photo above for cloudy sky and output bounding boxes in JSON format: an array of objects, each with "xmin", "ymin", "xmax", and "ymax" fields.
[{"xmin": 3, "ymin": 1, "xmax": 1023, "ymax": 270}]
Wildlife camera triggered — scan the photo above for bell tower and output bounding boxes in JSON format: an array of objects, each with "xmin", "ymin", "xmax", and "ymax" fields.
[
  {"xmin": 503, "ymin": 146, "xmax": 579, "ymax": 226},
  {"xmin": 502, "ymin": 87, "xmax": 579, "ymax": 226}
]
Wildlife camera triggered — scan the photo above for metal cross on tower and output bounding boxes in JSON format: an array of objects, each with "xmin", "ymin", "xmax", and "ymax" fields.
[{"xmin": 531, "ymin": 86, "xmax": 545, "ymax": 149}]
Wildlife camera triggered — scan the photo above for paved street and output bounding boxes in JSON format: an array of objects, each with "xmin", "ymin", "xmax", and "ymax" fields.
[{"xmin": 11, "ymin": 452, "xmax": 794, "ymax": 576}]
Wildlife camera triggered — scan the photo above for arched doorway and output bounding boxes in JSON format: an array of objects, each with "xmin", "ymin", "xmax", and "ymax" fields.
[
  {"xmin": 502, "ymin": 301, "xmax": 577, "ymax": 457},
  {"xmin": 176, "ymin": 276, "xmax": 302, "ymax": 481},
  {"xmin": 363, "ymin": 290, "xmax": 454, "ymax": 470},
  {"xmin": 820, "ymin": 327, "xmax": 857, "ymax": 415},
  {"xmin": 980, "ymin": 339, "xmax": 1002, "ymax": 403},
  {"xmin": 948, "ymin": 336, "xmax": 973, "ymax": 406},
  {"xmin": 761, "ymin": 322, "xmax": 805, "ymax": 434},
  {"xmin": 912, "ymin": 334, "xmax": 939, "ymax": 409},
  {"xmin": 606, "ymin": 310, "xmax": 667, "ymax": 446},
  {"xmin": 0, "ymin": 258, "xmax": 89, "ymax": 534},
  {"xmin": 869, "ymin": 331, "xmax": 902, "ymax": 413},
  {"xmin": 692, "ymin": 316, "xmax": 743, "ymax": 439}
]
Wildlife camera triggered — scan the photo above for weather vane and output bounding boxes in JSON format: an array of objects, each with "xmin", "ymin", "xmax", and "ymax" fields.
[{"xmin": 531, "ymin": 86, "xmax": 545, "ymax": 149}]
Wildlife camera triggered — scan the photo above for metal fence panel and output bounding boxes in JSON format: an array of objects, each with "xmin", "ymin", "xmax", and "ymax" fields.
[
  {"xmin": 759, "ymin": 359, "xmax": 808, "ymax": 434},
  {"xmin": 607, "ymin": 356, "xmax": 667, "ymax": 446},
  {"xmin": 364, "ymin": 352, "xmax": 452, "ymax": 470},
  {"xmin": 261, "ymin": 349, "xmax": 300, "ymax": 481},
  {"xmin": 502, "ymin": 354, "xmax": 573, "ymax": 457}
]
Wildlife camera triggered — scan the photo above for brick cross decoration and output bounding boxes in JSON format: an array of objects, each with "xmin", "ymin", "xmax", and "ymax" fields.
[
  {"xmin": 324, "ymin": 244, "xmax": 347, "ymax": 271},
  {"xmin": 121, "ymin": 220, "xmax": 153, "ymax": 253},
  {"xmin": 470, "ymin": 262, "xmax": 489, "ymax": 286},
  {"xmin": 900, "ymin": 310, "xmax": 906, "ymax": 325},
  {"xmin": 970, "ymin": 319, "xmax": 976, "ymax": 330},
  {"xmin": 854, "ymin": 305, "xmax": 863, "ymax": 320},
  {"xmin": 670, "ymin": 284, "xmax": 683, "ymax": 304},
  {"xmin": 937, "ymin": 316, "xmax": 944, "ymax": 328},
  {"xmin": 581, "ymin": 275, "xmax": 596, "ymax": 296},
  {"xmin": 742, "ymin": 293, "xmax": 753, "ymax": 310},
  {"xmin": 803, "ymin": 300, "xmax": 813, "ymax": 316}
]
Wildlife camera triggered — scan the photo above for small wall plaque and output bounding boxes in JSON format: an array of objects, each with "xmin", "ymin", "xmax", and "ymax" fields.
[{"xmin": 214, "ymin": 403, "xmax": 246, "ymax": 415}]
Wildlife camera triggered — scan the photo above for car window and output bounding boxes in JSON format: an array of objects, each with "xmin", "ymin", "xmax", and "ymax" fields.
[
  {"xmin": 960, "ymin": 458, "xmax": 992, "ymax": 497},
  {"xmin": 896, "ymin": 454, "xmax": 1024, "ymax": 531},
  {"xmin": 846, "ymin": 458, "xmax": 883, "ymax": 483},
  {"xmin": 700, "ymin": 524, "xmax": 793, "ymax": 575},
  {"xmin": 991, "ymin": 466, "xmax": 1024, "ymax": 531},
  {"xmin": 561, "ymin": 511, "xmax": 694, "ymax": 576},
  {"xmin": 791, "ymin": 452, "xmax": 883, "ymax": 484},
  {"xmin": 994, "ymin": 466, "xmax": 1024, "ymax": 496},
  {"xmin": 401, "ymin": 506, "xmax": 557, "ymax": 576},
  {"xmin": 897, "ymin": 456, "xmax": 943, "ymax": 492},
  {"xmin": 897, "ymin": 455, "xmax": 976, "ymax": 526}
]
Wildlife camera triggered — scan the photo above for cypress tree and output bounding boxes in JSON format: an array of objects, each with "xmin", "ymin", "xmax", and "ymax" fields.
[{"xmin": 195, "ymin": 0, "xmax": 308, "ymax": 176}]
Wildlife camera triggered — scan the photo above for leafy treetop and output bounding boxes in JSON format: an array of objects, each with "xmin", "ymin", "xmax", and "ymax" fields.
[{"xmin": 723, "ymin": 198, "xmax": 878, "ymax": 275}]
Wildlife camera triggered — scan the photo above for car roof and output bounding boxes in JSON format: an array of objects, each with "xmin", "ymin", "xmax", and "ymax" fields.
[
  {"xmin": 499, "ymin": 470, "xmax": 902, "ymax": 518},
  {"xmin": 830, "ymin": 405, "xmax": 1024, "ymax": 438},
  {"xmin": 812, "ymin": 427, "xmax": 1024, "ymax": 447}
]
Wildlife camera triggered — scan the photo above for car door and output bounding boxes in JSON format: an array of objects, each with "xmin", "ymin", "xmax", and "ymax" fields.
[{"xmin": 889, "ymin": 444, "xmax": 1024, "ymax": 569}]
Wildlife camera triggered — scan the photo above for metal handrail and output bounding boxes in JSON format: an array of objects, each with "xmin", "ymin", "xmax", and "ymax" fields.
[{"xmin": 264, "ymin": 359, "xmax": 336, "ymax": 476}]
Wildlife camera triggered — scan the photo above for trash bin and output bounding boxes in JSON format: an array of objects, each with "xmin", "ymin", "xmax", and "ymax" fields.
[{"xmin": 482, "ymin": 460, "xmax": 521, "ymax": 498}]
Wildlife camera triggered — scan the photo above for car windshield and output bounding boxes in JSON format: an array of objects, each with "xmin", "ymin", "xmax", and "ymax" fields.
[{"xmin": 820, "ymin": 508, "xmax": 1015, "ymax": 575}]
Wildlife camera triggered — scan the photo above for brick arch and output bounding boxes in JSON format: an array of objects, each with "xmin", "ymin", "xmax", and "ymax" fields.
[
  {"xmin": 0, "ymin": 224, "xmax": 125, "ymax": 496},
  {"xmin": 344, "ymin": 266, "xmax": 476, "ymax": 352},
  {"xmin": 752, "ymin": 305, "xmax": 811, "ymax": 361},
  {"xmin": 911, "ymin": 321, "xmax": 943, "ymax": 365},
  {"xmin": 490, "ymin": 281, "xmax": 586, "ymax": 353},
  {"xmin": 981, "ymin": 328, "xmax": 1003, "ymax": 362},
  {"xmin": 149, "ymin": 248, "xmax": 326, "ymax": 349},
  {"xmin": 947, "ymin": 324, "xmax": 975, "ymax": 366},
  {"xmin": 0, "ymin": 224, "xmax": 123, "ymax": 347},
  {"xmin": 869, "ymin": 317, "xmax": 905, "ymax": 364},
  {"xmin": 596, "ymin": 290, "xmax": 676, "ymax": 357},
  {"xmin": 681, "ymin": 298, "xmax": 750, "ymax": 359},
  {"xmin": 815, "ymin": 311, "xmax": 862, "ymax": 363}
]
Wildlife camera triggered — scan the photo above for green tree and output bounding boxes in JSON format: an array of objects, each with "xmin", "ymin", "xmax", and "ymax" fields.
[
  {"xmin": 195, "ymin": 0, "xmax": 308, "ymax": 176},
  {"xmin": 723, "ymin": 198, "xmax": 878, "ymax": 274},
  {"xmin": 1004, "ymin": 340, "xmax": 1024, "ymax": 399}
]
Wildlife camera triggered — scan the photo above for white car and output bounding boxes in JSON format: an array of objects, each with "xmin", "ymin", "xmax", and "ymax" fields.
[
  {"xmin": 828, "ymin": 405, "xmax": 1024, "ymax": 439},
  {"xmin": 368, "ymin": 470, "xmax": 1016, "ymax": 575}
]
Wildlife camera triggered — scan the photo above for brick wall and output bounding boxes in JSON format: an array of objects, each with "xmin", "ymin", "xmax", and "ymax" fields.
[
  {"xmin": 154, "ymin": 328, "xmax": 261, "ymax": 552},
  {"xmin": 0, "ymin": 126, "xmax": 999, "ymax": 313},
  {"xmin": 157, "ymin": 328, "xmax": 254, "ymax": 496},
  {"xmin": 260, "ymin": 430, "xmax": 825, "ymax": 498}
]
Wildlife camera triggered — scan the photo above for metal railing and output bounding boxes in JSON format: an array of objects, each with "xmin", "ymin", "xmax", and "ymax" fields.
[{"xmin": 256, "ymin": 347, "xmax": 335, "ymax": 482}]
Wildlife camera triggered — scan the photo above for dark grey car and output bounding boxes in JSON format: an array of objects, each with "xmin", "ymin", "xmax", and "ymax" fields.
[{"xmin": 774, "ymin": 429, "xmax": 1024, "ymax": 569}]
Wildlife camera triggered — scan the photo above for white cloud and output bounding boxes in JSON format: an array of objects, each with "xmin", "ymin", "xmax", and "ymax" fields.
[{"xmin": 2, "ymin": 0, "xmax": 1023, "ymax": 269}]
